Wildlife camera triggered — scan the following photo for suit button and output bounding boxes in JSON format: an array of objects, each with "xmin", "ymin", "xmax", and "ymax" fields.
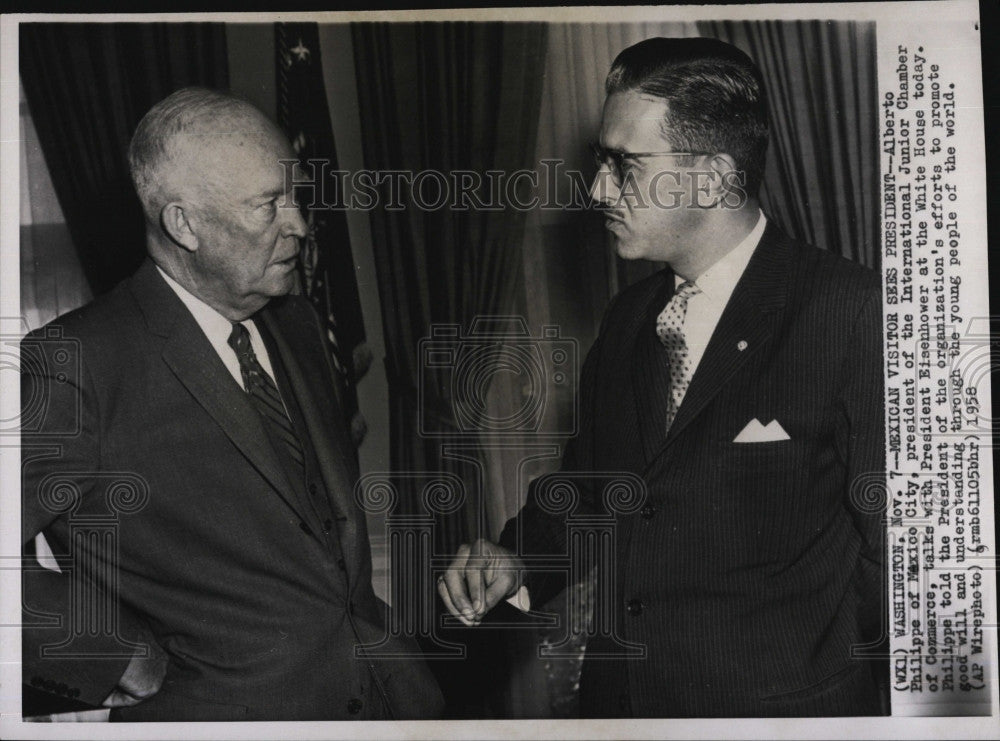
[
  {"xmin": 640, "ymin": 504, "xmax": 656, "ymax": 519},
  {"xmin": 309, "ymin": 483, "xmax": 318, "ymax": 495},
  {"xmin": 299, "ymin": 521, "xmax": 312, "ymax": 535},
  {"xmin": 337, "ymin": 558, "xmax": 346, "ymax": 570},
  {"xmin": 347, "ymin": 698, "xmax": 363, "ymax": 715},
  {"xmin": 626, "ymin": 598, "xmax": 644, "ymax": 616},
  {"xmin": 323, "ymin": 518, "xmax": 333, "ymax": 533}
]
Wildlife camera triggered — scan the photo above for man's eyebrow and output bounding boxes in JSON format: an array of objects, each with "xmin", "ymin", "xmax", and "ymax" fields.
[
  {"xmin": 618, "ymin": 149, "xmax": 645, "ymax": 161},
  {"xmin": 248, "ymin": 187, "xmax": 285, "ymax": 203},
  {"xmin": 598, "ymin": 143, "xmax": 628, "ymax": 155}
]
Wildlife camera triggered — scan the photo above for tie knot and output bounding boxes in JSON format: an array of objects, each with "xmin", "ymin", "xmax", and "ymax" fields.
[
  {"xmin": 228, "ymin": 322, "xmax": 252, "ymax": 359},
  {"xmin": 675, "ymin": 280, "xmax": 700, "ymax": 301}
]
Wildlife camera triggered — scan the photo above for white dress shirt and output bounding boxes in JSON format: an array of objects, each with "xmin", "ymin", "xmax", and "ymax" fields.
[
  {"xmin": 156, "ymin": 266, "xmax": 277, "ymax": 388},
  {"xmin": 675, "ymin": 210, "xmax": 767, "ymax": 382}
]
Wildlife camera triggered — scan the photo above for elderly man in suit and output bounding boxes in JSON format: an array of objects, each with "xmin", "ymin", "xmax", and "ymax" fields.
[
  {"xmin": 439, "ymin": 37, "xmax": 887, "ymax": 717},
  {"xmin": 21, "ymin": 87, "xmax": 443, "ymax": 721}
]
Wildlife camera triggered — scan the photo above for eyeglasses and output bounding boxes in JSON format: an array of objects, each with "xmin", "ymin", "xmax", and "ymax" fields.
[{"xmin": 590, "ymin": 142, "xmax": 710, "ymax": 183}]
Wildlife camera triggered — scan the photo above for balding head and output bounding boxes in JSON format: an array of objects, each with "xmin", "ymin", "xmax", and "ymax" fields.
[
  {"xmin": 128, "ymin": 87, "xmax": 283, "ymax": 224},
  {"xmin": 128, "ymin": 87, "xmax": 307, "ymax": 321}
]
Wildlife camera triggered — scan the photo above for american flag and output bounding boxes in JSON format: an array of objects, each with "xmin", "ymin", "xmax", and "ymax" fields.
[{"xmin": 276, "ymin": 22, "xmax": 370, "ymax": 446}]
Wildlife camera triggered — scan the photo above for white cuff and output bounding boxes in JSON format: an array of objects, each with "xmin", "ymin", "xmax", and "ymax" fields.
[{"xmin": 505, "ymin": 585, "xmax": 531, "ymax": 612}]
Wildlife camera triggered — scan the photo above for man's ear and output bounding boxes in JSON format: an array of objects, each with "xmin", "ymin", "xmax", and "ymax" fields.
[
  {"xmin": 699, "ymin": 153, "xmax": 746, "ymax": 209},
  {"xmin": 160, "ymin": 202, "xmax": 199, "ymax": 252}
]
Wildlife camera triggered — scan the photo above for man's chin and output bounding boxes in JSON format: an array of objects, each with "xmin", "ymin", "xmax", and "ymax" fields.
[
  {"xmin": 612, "ymin": 236, "xmax": 643, "ymax": 261},
  {"xmin": 264, "ymin": 269, "xmax": 298, "ymax": 298}
]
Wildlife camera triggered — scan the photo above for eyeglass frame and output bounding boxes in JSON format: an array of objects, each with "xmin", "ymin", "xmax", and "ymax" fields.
[{"xmin": 589, "ymin": 142, "xmax": 713, "ymax": 183}]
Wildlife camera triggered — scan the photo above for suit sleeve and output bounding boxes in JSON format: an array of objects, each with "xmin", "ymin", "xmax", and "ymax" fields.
[
  {"xmin": 21, "ymin": 332, "xmax": 147, "ymax": 708},
  {"xmin": 498, "ymin": 298, "xmax": 616, "ymax": 607}
]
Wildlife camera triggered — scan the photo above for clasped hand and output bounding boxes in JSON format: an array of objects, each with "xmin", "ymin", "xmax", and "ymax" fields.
[{"xmin": 437, "ymin": 539, "xmax": 524, "ymax": 626}]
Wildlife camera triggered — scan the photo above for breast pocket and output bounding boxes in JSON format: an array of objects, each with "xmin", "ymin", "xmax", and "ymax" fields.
[
  {"xmin": 711, "ymin": 438, "xmax": 816, "ymax": 547},
  {"xmin": 721, "ymin": 438, "xmax": 809, "ymax": 476}
]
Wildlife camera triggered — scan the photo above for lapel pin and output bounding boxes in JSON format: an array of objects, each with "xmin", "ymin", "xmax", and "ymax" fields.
[{"xmin": 737, "ymin": 340, "xmax": 748, "ymax": 352}]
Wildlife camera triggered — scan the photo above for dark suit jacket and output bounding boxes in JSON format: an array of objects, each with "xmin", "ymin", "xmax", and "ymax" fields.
[
  {"xmin": 500, "ymin": 222, "xmax": 887, "ymax": 717},
  {"xmin": 22, "ymin": 259, "xmax": 443, "ymax": 721}
]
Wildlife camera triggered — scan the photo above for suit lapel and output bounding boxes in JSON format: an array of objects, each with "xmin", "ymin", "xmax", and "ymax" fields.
[
  {"xmin": 130, "ymin": 261, "xmax": 305, "ymax": 520},
  {"xmin": 260, "ymin": 302, "xmax": 363, "ymax": 576},
  {"xmin": 160, "ymin": 332, "xmax": 304, "ymax": 501},
  {"xmin": 657, "ymin": 221, "xmax": 792, "ymax": 454},
  {"xmin": 629, "ymin": 271, "xmax": 676, "ymax": 464}
]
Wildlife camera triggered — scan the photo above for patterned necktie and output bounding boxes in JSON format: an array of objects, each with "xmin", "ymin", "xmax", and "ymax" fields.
[
  {"xmin": 656, "ymin": 280, "xmax": 701, "ymax": 432},
  {"xmin": 228, "ymin": 322, "xmax": 304, "ymax": 468}
]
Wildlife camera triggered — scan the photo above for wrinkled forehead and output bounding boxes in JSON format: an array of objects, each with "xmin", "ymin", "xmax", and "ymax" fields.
[
  {"xmin": 167, "ymin": 114, "xmax": 294, "ymax": 199},
  {"xmin": 599, "ymin": 91, "xmax": 671, "ymax": 151},
  {"xmin": 174, "ymin": 108, "xmax": 293, "ymax": 161}
]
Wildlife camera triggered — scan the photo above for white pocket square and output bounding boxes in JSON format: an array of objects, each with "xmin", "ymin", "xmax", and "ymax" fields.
[{"xmin": 733, "ymin": 418, "xmax": 791, "ymax": 443}]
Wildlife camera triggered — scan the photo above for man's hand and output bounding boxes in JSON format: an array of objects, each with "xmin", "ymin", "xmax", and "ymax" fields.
[
  {"xmin": 438, "ymin": 539, "xmax": 524, "ymax": 626},
  {"xmin": 102, "ymin": 637, "xmax": 168, "ymax": 708}
]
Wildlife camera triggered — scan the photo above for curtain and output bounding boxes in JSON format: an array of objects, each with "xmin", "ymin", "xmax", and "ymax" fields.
[
  {"xmin": 519, "ymin": 21, "xmax": 699, "ymax": 523},
  {"xmin": 275, "ymin": 23, "xmax": 371, "ymax": 450},
  {"xmin": 352, "ymin": 22, "xmax": 548, "ymax": 718},
  {"xmin": 19, "ymin": 23, "xmax": 229, "ymax": 296},
  {"xmin": 700, "ymin": 20, "xmax": 880, "ymax": 268},
  {"xmin": 19, "ymin": 81, "xmax": 91, "ymax": 334},
  {"xmin": 351, "ymin": 22, "xmax": 548, "ymax": 548}
]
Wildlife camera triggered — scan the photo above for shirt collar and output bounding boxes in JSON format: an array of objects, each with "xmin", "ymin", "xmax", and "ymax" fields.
[
  {"xmin": 155, "ymin": 265, "xmax": 238, "ymax": 346},
  {"xmin": 675, "ymin": 210, "xmax": 767, "ymax": 302}
]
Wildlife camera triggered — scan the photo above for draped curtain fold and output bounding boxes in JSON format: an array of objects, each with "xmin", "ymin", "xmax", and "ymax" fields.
[
  {"xmin": 530, "ymin": 22, "xmax": 702, "ymax": 309},
  {"xmin": 700, "ymin": 20, "xmax": 880, "ymax": 268},
  {"xmin": 19, "ymin": 23, "xmax": 230, "ymax": 295},
  {"xmin": 351, "ymin": 22, "xmax": 548, "ymax": 549},
  {"xmin": 20, "ymin": 81, "xmax": 91, "ymax": 334}
]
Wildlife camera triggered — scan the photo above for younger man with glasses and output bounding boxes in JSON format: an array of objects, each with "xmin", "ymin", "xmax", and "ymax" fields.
[{"xmin": 440, "ymin": 37, "xmax": 887, "ymax": 717}]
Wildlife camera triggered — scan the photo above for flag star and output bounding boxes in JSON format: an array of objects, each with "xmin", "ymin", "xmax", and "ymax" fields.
[{"xmin": 290, "ymin": 39, "xmax": 311, "ymax": 62}]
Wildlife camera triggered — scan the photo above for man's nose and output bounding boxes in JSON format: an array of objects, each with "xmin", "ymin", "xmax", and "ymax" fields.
[
  {"xmin": 589, "ymin": 166, "xmax": 620, "ymax": 206},
  {"xmin": 282, "ymin": 202, "xmax": 308, "ymax": 239}
]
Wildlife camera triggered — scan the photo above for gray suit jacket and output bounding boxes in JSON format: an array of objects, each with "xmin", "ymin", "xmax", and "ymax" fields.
[{"xmin": 22, "ymin": 259, "xmax": 443, "ymax": 720}]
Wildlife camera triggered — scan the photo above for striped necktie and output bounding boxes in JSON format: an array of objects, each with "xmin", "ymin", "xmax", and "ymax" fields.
[
  {"xmin": 655, "ymin": 280, "xmax": 701, "ymax": 432},
  {"xmin": 228, "ymin": 322, "xmax": 304, "ymax": 468}
]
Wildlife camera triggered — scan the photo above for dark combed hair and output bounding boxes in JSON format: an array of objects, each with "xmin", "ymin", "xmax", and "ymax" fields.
[{"xmin": 605, "ymin": 37, "xmax": 769, "ymax": 196}]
